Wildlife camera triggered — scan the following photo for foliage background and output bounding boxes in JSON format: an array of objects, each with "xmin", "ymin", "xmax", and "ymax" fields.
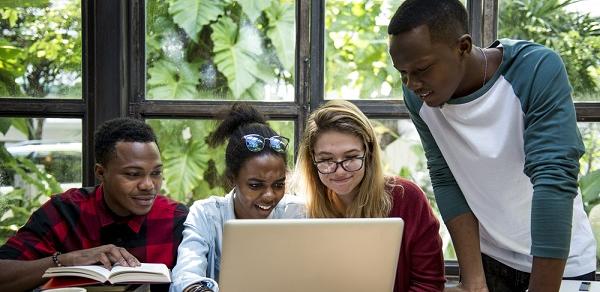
[{"xmin": 0, "ymin": 0, "xmax": 599, "ymax": 263}]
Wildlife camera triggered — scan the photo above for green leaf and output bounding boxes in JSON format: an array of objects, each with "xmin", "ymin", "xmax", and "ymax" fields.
[
  {"xmin": 212, "ymin": 18, "xmax": 264, "ymax": 98},
  {"xmin": 163, "ymin": 139, "xmax": 209, "ymax": 201},
  {"xmin": 0, "ymin": 0, "xmax": 48, "ymax": 8},
  {"xmin": 237, "ymin": 0, "xmax": 271, "ymax": 23},
  {"xmin": 12, "ymin": 157, "xmax": 61, "ymax": 195},
  {"xmin": 265, "ymin": 2, "xmax": 295, "ymax": 71},
  {"xmin": 0, "ymin": 118, "xmax": 9, "ymax": 134},
  {"xmin": 147, "ymin": 60, "xmax": 200, "ymax": 99},
  {"xmin": 0, "ymin": 41, "xmax": 25, "ymax": 78},
  {"xmin": 9, "ymin": 118, "xmax": 29, "ymax": 136},
  {"xmin": 168, "ymin": 0, "xmax": 225, "ymax": 42},
  {"xmin": 581, "ymin": 169, "xmax": 600, "ymax": 206},
  {"xmin": 190, "ymin": 180, "xmax": 225, "ymax": 203},
  {"xmin": 246, "ymin": 82, "xmax": 265, "ymax": 100}
]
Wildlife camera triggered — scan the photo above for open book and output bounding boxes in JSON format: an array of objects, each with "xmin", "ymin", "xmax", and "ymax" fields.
[{"xmin": 42, "ymin": 263, "xmax": 171, "ymax": 285}]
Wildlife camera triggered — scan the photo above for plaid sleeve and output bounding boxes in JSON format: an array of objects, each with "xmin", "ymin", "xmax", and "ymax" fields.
[
  {"xmin": 0, "ymin": 196, "xmax": 64, "ymax": 260},
  {"xmin": 172, "ymin": 203, "xmax": 189, "ymax": 264}
]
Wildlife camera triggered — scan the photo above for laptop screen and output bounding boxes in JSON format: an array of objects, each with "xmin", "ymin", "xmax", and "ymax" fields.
[{"xmin": 218, "ymin": 218, "xmax": 404, "ymax": 292}]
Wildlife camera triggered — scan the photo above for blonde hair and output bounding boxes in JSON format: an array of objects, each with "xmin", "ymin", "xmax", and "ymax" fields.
[{"xmin": 294, "ymin": 100, "xmax": 392, "ymax": 218}]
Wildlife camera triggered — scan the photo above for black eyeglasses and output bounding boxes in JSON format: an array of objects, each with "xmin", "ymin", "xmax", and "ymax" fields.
[
  {"xmin": 313, "ymin": 156, "xmax": 365, "ymax": 174},
  {"xmin": 242, "ymin": 134, "xmax": 289, "ymax": 153}
]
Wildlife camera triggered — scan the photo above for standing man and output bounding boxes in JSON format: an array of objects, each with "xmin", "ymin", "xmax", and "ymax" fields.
[
  {"xmin": 0, "ymin": 117, "xmax": 188, "ymax": 291},
  {"xmin": 387, "ymin": 0, "xmax": 596, "ymax": 291}
]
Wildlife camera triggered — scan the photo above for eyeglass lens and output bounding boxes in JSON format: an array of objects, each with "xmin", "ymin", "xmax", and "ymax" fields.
[{"xmin": 316, "ymin": 157, "xmax": 363, "ymax": 174}]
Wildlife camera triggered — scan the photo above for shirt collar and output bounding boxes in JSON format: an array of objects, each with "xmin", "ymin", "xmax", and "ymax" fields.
[
  {"xmin": 96, "ymin": 184, "xmax": 146, "ymax": 233},
  {"xmin": 225, "ymin": 189, "xmax": 237, "ymax": 219}
]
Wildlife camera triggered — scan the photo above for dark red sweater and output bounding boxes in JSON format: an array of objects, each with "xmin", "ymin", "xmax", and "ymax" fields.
[{"xmin": 388, "ymin": 177, "xmax": 446, "ymax": 291}]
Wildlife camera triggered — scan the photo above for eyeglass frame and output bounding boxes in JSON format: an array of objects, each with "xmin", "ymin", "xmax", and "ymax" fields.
[
  {"xmin": 312, "ymin": 156, "xmax": 366, "ymax": 174},
  {"xmin": 241, "ymin": 134, "xmax": 289, "ymax": 153}
]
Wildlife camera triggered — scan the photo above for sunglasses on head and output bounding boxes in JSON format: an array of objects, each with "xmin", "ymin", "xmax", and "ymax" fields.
[{"xmin": 242, "ymin": 134, "xmax": 289, "ymax": 153}]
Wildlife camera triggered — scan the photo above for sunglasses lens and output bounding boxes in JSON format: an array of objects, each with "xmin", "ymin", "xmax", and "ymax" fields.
[
  {"xmin": 244, "ymin": 135, "xmax": 264, "ymax": 152},
  {"xmin": 269, "ymin": 137, "xmax": 288, "ymax": 153}
]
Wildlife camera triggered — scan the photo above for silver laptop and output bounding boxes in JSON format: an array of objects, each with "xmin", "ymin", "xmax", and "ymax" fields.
[{"xmin": 218, "ymin": 218, "xmax": 404, "ymax": 292}]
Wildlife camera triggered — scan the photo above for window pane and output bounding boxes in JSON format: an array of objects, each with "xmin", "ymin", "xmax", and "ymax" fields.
[
  {"xmin": 0, "ymin": 0, "xmax": 82, "ymax": 99},
  {"xmin": 147, "ymin": 119, "xmax": 295, "ymax": 205},
  {"xmin": 145, "ymin": 0, "xmax": 295, "ymax": 101},
  {"xmin": 0, "ymin": 117, "xmax": 82, "ymax": 242},
  {"xmin": 324, "ymin": 0, "xmax": 402, "ymax": 100},
  {"xmin": 498, "ymin": 0, "xmax": 600, "ymax": 101},
  {"xmin": 324, "ymin": 0, "xmax": 465, "ymax": 101},
  {"xmin": 373, "ymin": 118, "xmax": 455, "ymax": 260},
  {"xmin": 579, "ymin": 122, "xmax": 600, "ymax": 269}
]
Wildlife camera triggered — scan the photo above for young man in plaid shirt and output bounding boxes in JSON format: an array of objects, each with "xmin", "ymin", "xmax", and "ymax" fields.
[{"xmin": 0, "ymin": 118, "xmax": 189, "ymax": 291}]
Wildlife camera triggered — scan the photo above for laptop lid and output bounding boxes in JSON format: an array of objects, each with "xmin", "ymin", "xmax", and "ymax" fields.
[{"xmin": 218, "ymin": 218, "xmax": 404, "ymax": 292}]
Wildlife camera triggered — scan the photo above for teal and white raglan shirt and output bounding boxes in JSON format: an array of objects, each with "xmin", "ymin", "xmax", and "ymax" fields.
[{"xmin": 404, "ymin": 39, "xmax": 596, "ymax": 275}]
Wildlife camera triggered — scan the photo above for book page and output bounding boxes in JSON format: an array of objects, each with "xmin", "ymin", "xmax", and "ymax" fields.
[
  {"xmin": 43, "ymin": 265, "xmax": 112, "ymax": 282},
  {"xmin": 108, "ymin": 263, "xmax": 170, "ymax": 284}
]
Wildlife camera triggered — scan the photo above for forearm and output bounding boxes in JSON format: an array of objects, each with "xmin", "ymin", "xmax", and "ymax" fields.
[
  {"xmin": 527, "ymin": 257, "xmax": 566, "ymax": 292},
  {"xmin": 446, "ymin": 212, "xmax": 487, "ymax": 290},
  {"xmin": 0, "ymin": 258, "xmax": 55, "ymax": 291}
]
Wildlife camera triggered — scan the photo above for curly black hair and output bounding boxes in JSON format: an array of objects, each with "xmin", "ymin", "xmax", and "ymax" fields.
[
  {"xmin": 388, "ymin": 0, "xmax": 468, "ymax": 44},
  {"xmin": 94, "ymin": 117, "xmax": 157, "ymax": 165}
]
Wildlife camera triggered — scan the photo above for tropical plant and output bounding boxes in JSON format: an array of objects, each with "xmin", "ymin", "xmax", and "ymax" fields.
[
  {"xmin": 0, "ymin": 118, "xmax": 62, "ymax": 243},
  {"xmin": 0, "ymin": 0, "xmax": 81, "ymax": 98},
  {"xmin": 146, "ymin": 0, "xmax": 295, "ymax": 100},
  {"xmin": 147, "ymin": 119, "xmax": 226, "ymax": 204},
  {"xmin": 499, "ymin": 0, "xmax": 600, "ymax": 100}
]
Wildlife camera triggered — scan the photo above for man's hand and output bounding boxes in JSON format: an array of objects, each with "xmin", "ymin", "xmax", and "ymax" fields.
[
  {"xmin": 59, "ymin": 244, "xmax": 141, "ymax": 269},
  {"xmin": 446, "ymin": 213, "xmax": 489, "ymax": 292},
  {"xmin": 444, "ymin": 282, "xmax": 489, "ymax": 292}
]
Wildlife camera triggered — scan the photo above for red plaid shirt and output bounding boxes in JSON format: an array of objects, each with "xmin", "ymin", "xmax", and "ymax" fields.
[{"xmin": 0, "ymin": 185, "xmax": 188, "ymax": 269}]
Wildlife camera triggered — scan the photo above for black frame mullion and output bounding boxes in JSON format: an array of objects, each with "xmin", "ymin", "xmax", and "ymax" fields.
[
  {"xmin": 132, "ymin": 101, "xmax": 302, "ymax": 120},
  {"xmin": 576, "ymin": 104, "xmax": 600, "ymax": 122},
  {"xmin": 295, "ymin": 0, "xmax": 311, "ymax": 155},
  {"xmin": 468, "ymin": 0, "xmax": 484, "ymax": 46},
  {"xmin": 128, "ymin": 0, "xmax": 146, "ymax": 110},
  {"xmin": 82, "ymin": 0, "xmax": 94, "ymax": 186},
  {"xmin": 309, "ymin": 0, "xmax": 325, "ymax": 113},
  {"xmin": 351, "ymin": 100, "xmax": 410, "ymax": 119},
  {"xmin": 0, "ymin": 99, "xmax": 85, "ymax": 117},
  {"xmin": 85, "ymin": 0, "xmax": 130, "ymax": 185},
  {"xmin": 482, "ymin": 0, "xmax": 498, "ymax": 46}
]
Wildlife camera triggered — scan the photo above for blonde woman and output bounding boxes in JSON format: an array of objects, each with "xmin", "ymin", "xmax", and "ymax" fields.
[{"xmin": 294, "ymin": 100, "xmax": 445, "ymax": 291}]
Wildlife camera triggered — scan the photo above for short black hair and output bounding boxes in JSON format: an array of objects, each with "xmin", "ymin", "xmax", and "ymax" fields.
[
  {"xmin": 94, "ymin": 117, "xmax": 157, "ymax": 165},
  {"xmin": 388, "ymin": 0, "xmax": 468, "ymax": 43},
  {"xmin": 207, "ymin": 102, "xmax": 287, "ymax": 184}
]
